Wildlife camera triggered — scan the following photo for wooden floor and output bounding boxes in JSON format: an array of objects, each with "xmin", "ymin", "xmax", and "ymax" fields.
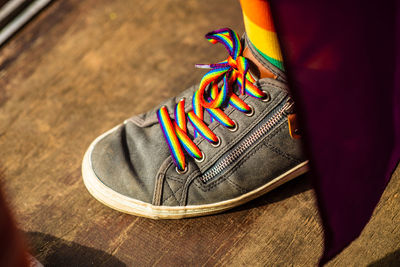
[{"xmin": 0, "ymin": 0, "xmax": 399, "ymax": 266}]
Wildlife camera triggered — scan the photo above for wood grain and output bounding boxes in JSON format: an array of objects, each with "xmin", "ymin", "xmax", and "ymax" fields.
[{"xmin": 0, "ymin": 0, "xmax": 399, "ymax": 266}]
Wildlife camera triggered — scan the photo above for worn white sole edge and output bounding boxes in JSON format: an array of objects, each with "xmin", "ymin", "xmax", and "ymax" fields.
[{"xmin": 82, "ymin": 126, "xmax": 310, "ymax": 219}]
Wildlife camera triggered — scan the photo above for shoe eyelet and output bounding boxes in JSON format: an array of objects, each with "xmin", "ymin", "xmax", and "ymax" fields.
[
  {"xmin": 211, "ymin": 136, "xmax": 221, "ymax": 147},
  {"xmin": 195, "ymin": 152, "xmax": 206, "ymax": 163},
  {"xmin": 245, "ymin": 105, "xmax": 254, "ymax": 117},
  {"xmin": 175, "ymin": 166, "xmax": 188, "ymax": 175},
  {"xmin": 228, "ymin": 120, "xmax": 238, "ymax": 132},
  {"xmin": 261, "ymin": 90, "xmax": 271, "ymax": 102}
]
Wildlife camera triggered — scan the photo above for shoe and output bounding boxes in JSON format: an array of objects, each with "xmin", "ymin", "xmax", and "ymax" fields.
[{"xmin": 82, "ymin": 28, "xmax": 308, "ymax": 219}]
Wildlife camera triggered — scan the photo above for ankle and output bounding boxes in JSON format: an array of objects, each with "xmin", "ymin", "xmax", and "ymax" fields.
[{"xmin": 243, "ymin": 47, "xmax": 277, "ymax": 80}]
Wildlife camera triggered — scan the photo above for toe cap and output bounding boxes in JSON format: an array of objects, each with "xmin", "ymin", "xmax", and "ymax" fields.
[{"xmin": 90, "ymin": 121, "xmax": 170, "ymax": 204}]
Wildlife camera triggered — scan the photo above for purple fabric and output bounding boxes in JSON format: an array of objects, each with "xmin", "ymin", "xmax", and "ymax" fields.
[{"xmin": 268, "ymin": 1, "xmax": 400, "ymax": 264}]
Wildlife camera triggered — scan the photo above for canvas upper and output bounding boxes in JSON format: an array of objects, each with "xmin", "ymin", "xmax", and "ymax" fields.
[{"xmin": 87, "ymin": 33, "xmax": 306, "ymax": 209}]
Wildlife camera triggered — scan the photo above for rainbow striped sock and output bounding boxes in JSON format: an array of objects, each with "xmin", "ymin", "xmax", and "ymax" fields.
[{"xmin": 239, "ymin": 0, "xmax": 284, "ymax": 70}]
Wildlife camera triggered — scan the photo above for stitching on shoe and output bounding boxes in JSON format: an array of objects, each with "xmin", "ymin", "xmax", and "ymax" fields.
[
  {"xmin": 128, "ymin": 85, "xmax": 197, "ymax": 127},
  {"xmin": 160, "ymin": 157, "xmax": 201, "ymax": 206},
  {"xmin": 155, "ymin": 86, "xmax": 286, "ymax": 185},
  {"xmin": 264, "ymin": 143, "xmax": 301, "ymax": 163},
  {"xmin": 193, "ymin": 90, "xmax": 286, "ymax": 172},
  {"xmin": 177, "ymin": 167, "xmax": 202, "ymax": 205},
  {"xmin": 129, "ymin": 115, "xmax": 145, "ymax": 127},
  {"xmin": 197, "ymin": 138, "xmax": 266, "ymax": 192},
  {"xmin": 163, "ymin": 186, "xmax": 184, "ymax": 206},
  {"xmin": 197, "ymin": 119, "xmax": 289, "ymax": 191},
  {"xmin": 263, "ymin": 125, "xmax": 302, "ymax": 164},
  {"xmin": 163, "ymin": 175, "xmax": 185, "ymax": 205},
  {"xmin": 258, "ymin": 80, "xmax": 289, "ymax": 94},
  {"xmin": 157, "ymin": 86, "xmax": 289, "ymax": 204},
  {"xmin": 163, "ymin": 179, "xmax": 180, "ymax": 205},
  {"xmin": 153, "ymin": 160, "xmax": 174, "ymax": 206},
  {"xmin": 226, "ymin": 178, "xmax": 247, "ymax": 194},
  {"xmin": 166, "ymin": 175, "xmax": 186, "ymax": 183}
]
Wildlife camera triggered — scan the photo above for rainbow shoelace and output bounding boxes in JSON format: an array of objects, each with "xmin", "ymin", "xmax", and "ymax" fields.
[{"xmin": 157, "ymin": 28, "xmax": 267, "ymax": 171}]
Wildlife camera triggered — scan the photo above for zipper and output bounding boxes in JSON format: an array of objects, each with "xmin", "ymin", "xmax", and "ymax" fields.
[{"xmin": 200, "ymin": 100, "xmax": 293, "ymax": 184}]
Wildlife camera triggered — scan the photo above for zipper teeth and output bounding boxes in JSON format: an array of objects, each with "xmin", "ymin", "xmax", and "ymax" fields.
[{"xmin": 201, "ymin": 104, "xmax": 288, "ymax": 183}]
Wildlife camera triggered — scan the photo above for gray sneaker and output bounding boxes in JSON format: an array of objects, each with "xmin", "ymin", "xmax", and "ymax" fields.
[{"xmin": 82, "ymin": 29, "xmax": 308, "ymax": 219}]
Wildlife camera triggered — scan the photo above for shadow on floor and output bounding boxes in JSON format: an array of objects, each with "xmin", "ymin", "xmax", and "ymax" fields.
[
  {"xmin": 368, "ymin": 249, "xmax": 400, "ymax": 267},
  {"xmin": 227, "ymin": 172, "xmax": 312, "ymax": 214},
  {"xmin": 23, "ymin": 231, "xmax": 126, "ymax": 267}
]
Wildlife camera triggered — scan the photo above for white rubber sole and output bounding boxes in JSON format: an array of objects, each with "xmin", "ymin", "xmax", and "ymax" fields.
[{"xmin": 82, "ymin": 126, "xmax": 309, "ymax": 219}]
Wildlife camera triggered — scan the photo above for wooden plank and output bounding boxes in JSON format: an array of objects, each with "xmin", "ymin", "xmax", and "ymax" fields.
[{"xmin": 0, "ymin": 0, "xmax": 399, "ymax": 266}]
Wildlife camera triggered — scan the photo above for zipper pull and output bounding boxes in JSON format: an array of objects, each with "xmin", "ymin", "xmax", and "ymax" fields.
[
  {"xmin": 283, "ymin": 99, "xmax": 301, "ymax": 139},
  {"xmin": 283, "ymin": 99, "xmax": 295, "ymax": 115},
  {"xmin": 288, "ymin": 114, "xmax": 301, "ymax": 139}
]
